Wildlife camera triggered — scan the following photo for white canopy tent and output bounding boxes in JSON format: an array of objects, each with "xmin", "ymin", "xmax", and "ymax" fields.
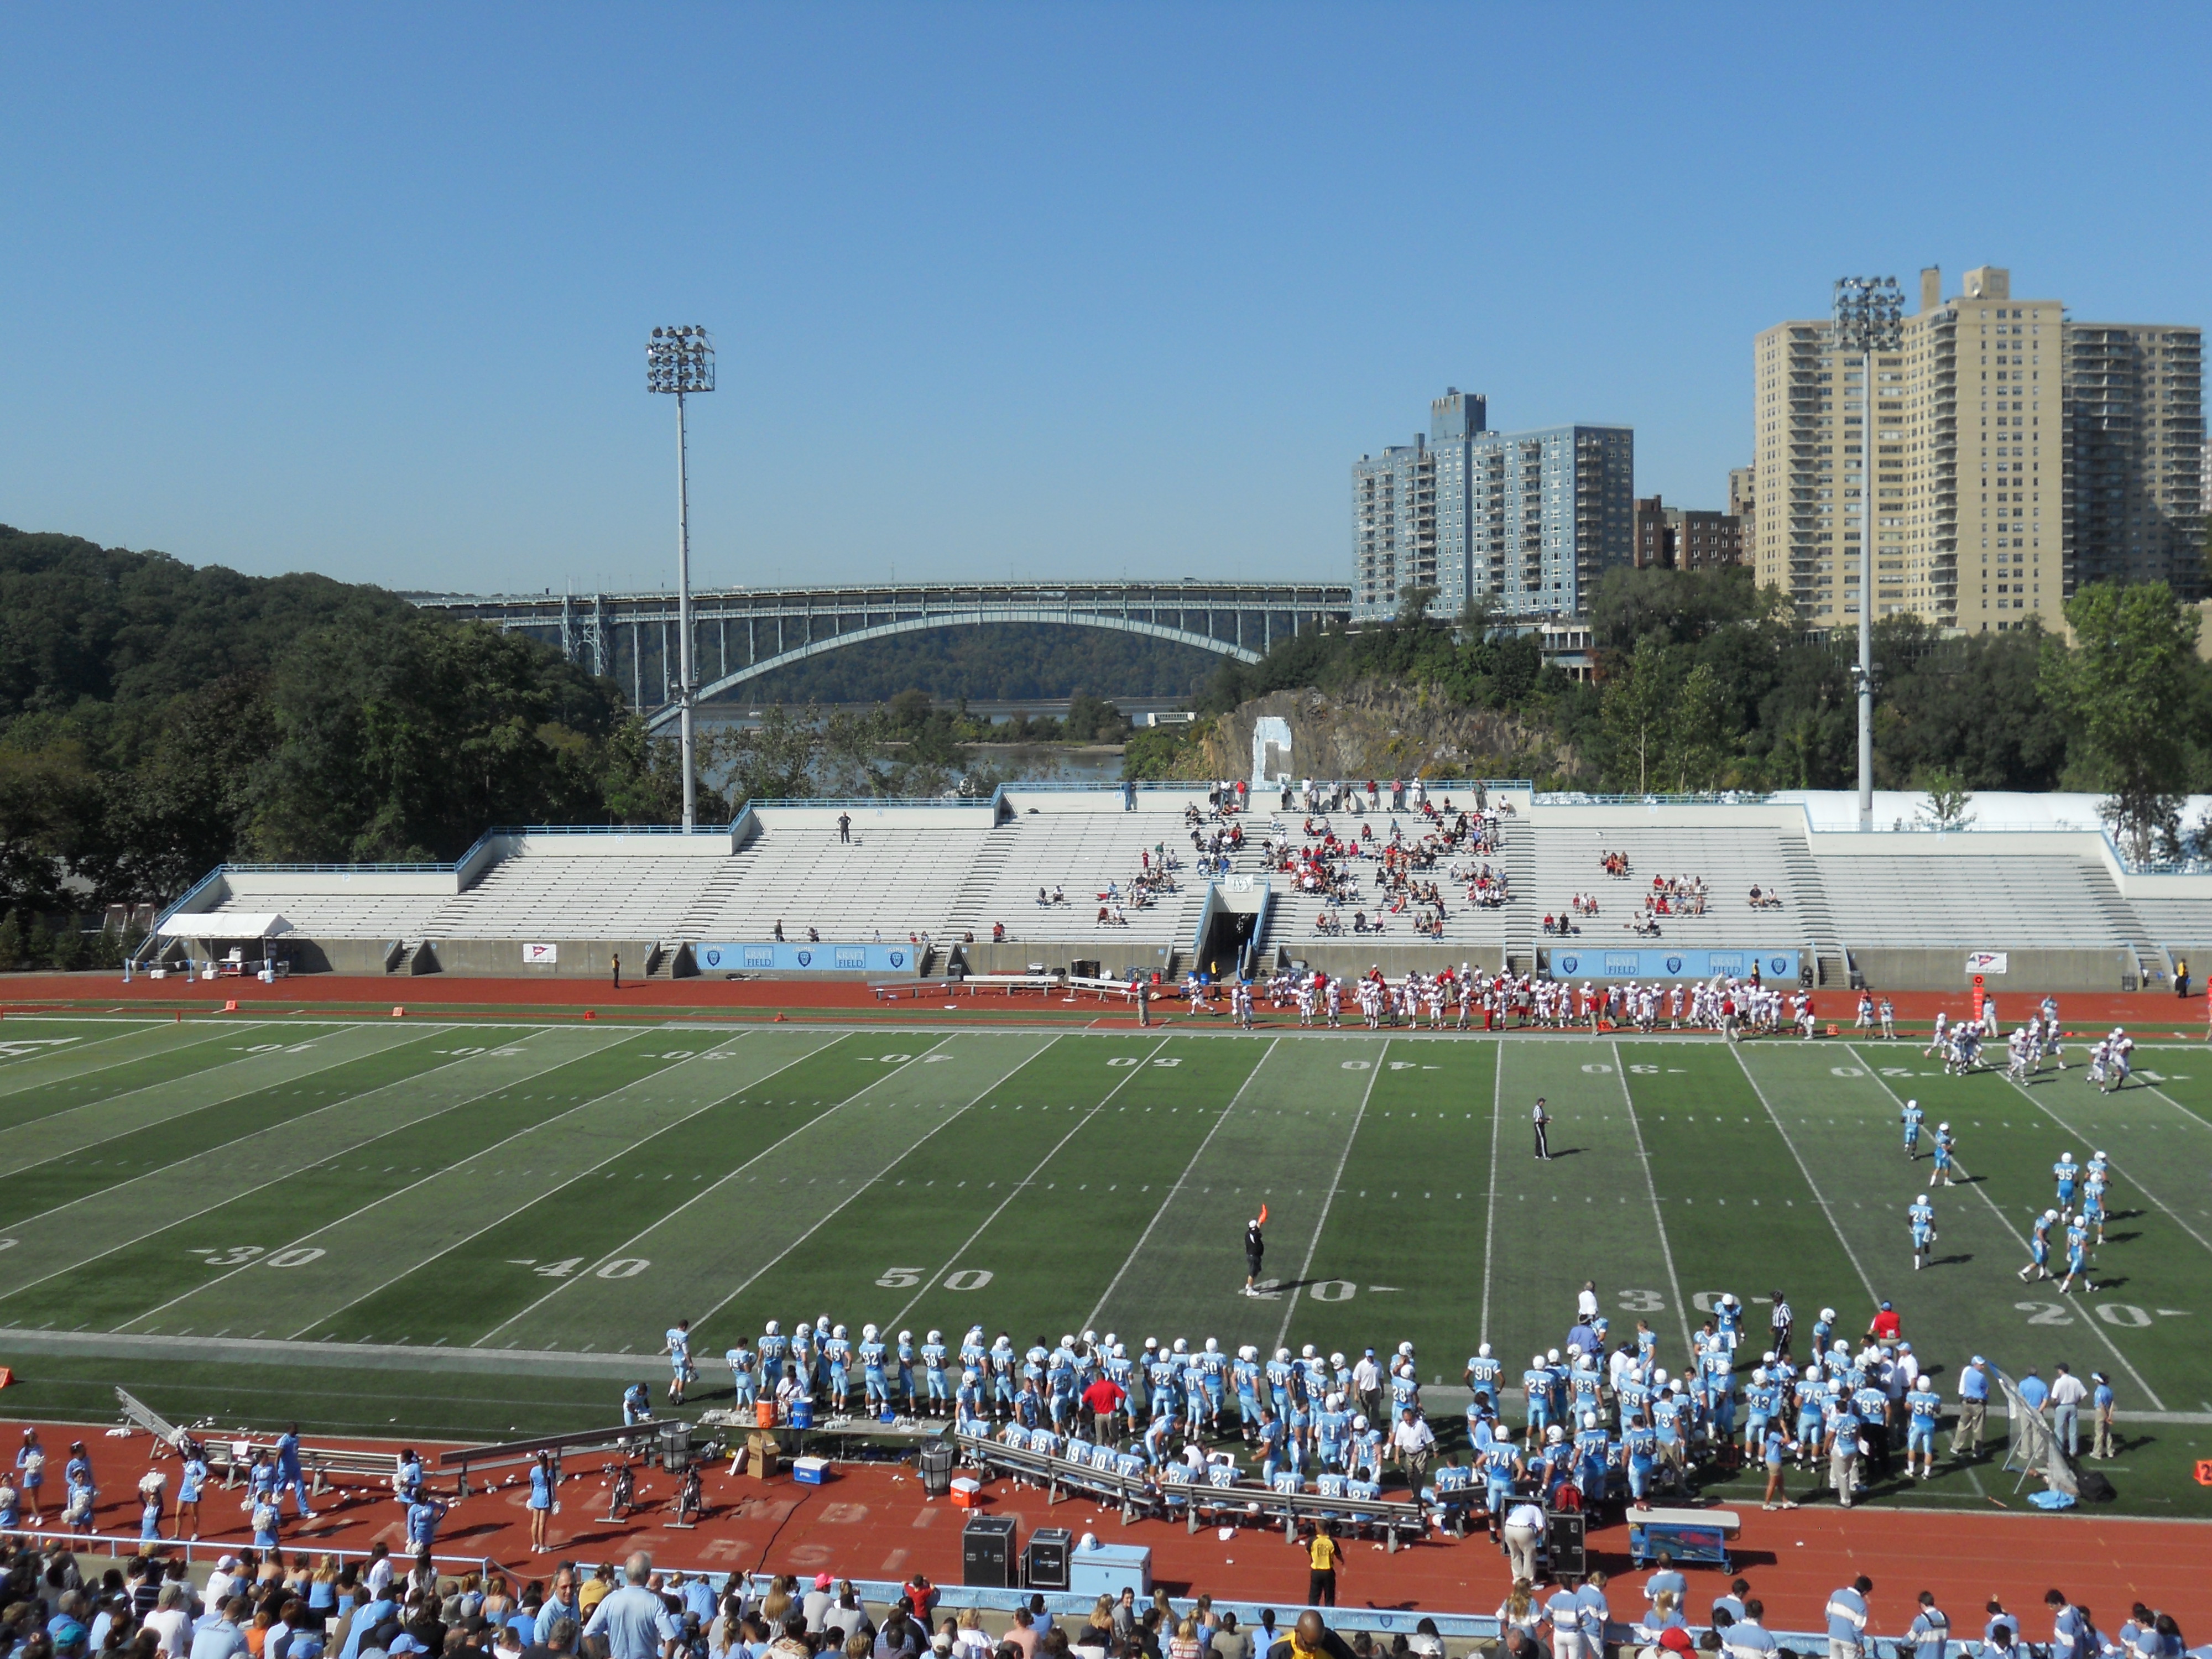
[{"xmin": 156, "ymin": 913, "xmax": 292, "ymax": 941}]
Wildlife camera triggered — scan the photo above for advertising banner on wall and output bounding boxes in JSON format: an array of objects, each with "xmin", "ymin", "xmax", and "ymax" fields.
[
  {"xmin": 1547, "ymin": 947, "xmax": 1798, "ymax": 982},
  {"xmin": 695, "ymin": 941, "xmax": 915, "ymax": 974}
]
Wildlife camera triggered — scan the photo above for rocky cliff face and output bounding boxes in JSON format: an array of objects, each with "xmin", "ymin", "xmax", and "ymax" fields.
[{"xmin": 1198, "ymin": 681, "xmax": 1573, "ymax": 783}]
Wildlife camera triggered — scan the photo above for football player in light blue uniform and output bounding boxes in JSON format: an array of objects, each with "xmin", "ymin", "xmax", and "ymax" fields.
[
  {"xmin": 726, "ymin": 1337, "xmax": 758, "ymax": 1408},
  {"xmin": 662, "ymin": 1319, "xmax": 695, "ymax": 1405},
  {"xmin": 1929, "ymin": 1123, "xmax": 1957, "ymax": 1187},
  {"xmin": 1900, "ymin": 1098, "xmax": 1924, "ymax": 1157},
  {"xmin": 859, "ymin": 1324, "xmax": 889, "ymax": 1414},
  {"xmin": 1465, "ymin": 1343, "xmax": 1503, "ymax": 1411},
  {"xmin": 922, "ymin": 1330, "xmax": 950, "ymax": 1407},
  {"xmin": 1908, "ymin": 1193, "xmax": 1936, "ymax": 1270},
  {"xmin": 2054, "ymin": 1151, "xmax": 2079, "ymax": 1213},
  {"xmin": 1903, "ymin": 1378, "xmax": 1943, "ymax": 1479},
  {"xmin": 824, "ymin": 1323, "xmax": 855, "ymax": 1408},
  {"xmin": 2020, "ymin": 1209, "xmax": 2058, "ymax": 1282},
  {"xmin": 896, "ymin": 1329, "xmax": 917, "ymax": 1410},
  {"xmin": 2059, "ymin": 1217, "xmax": 2095, "ymax": 1295},
  {"xmin": 1233, "ymin": 1345, "xmax": 1262, "ymax": 1441},
  {"xmin": 1523, "ymin": 1354, "xmax": 1553, "ymax": 1447}
]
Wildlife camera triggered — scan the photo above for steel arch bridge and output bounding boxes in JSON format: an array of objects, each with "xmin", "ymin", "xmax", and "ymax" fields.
[{"xmin": 416, "ymin": 580, "xmax": 1350, "ymax": 729}]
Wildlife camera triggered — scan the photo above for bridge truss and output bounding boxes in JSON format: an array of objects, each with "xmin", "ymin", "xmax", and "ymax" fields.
[{"xmin": 416, "ymin": 581, "xmax": 1350, "ymax": 728}]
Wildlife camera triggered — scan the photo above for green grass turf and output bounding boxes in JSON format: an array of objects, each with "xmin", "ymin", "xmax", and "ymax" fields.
[{"xmin": 1, "ymin": 1016, "xmax": 2209, "ymax": 1517}]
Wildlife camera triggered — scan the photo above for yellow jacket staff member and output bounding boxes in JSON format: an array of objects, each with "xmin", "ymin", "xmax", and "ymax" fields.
[{"xmin": 1300, "ymin": 1524, "xmax": 1343, "ymax": 1608}]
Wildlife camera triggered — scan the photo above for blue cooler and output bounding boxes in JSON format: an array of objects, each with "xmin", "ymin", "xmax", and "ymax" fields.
[
  {"xmin": 791, "ymin": 1398, "xmax": 815, "ymax": 1430},
  {"xmin": 1068, "ymin": 1542, "xmax": 1150, "ymax": 1599},
  {"xmin": 791, "ymin": 1456, "xmax": 831, "ymax": 1486}
]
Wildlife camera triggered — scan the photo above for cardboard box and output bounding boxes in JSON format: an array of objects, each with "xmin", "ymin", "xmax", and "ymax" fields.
[
  {"xmin": 746, "ymin": 1432, "xmax": 780, "ymax": 1480},
  {"xmin": 791, "ymin": 1456, "xmax": 830, "ymax": 1486}
]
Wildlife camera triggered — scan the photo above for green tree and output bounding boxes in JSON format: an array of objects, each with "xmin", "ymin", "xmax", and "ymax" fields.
[
  {"xmin": 720, "ymin": 705, "xmax": 821, "ymax": 804},
  {"xmin": 2041, "ymin": 581, "xmax": 2201, "ymax": 860},
  {"xmin": 1601, "ymin": 640, "xmax": 1676, "ymax": 793},
  {"xmin": 1670, "ymin": 662, "xmax": 1731, "ymax": 792},
  {"xmin": 1913, "ymin": 766, "xmax": 1975, "ymax": 830},
  {"xmin": 1064, "ymin": 691, "xmax": 1127, "ymax": 743}
]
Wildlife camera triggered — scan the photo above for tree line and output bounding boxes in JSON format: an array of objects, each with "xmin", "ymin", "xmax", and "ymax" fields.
[
  {"xmin": 0, "ymin": 526, "xmax": 687, "ymax": 941},
  {"xmin": 1151, "ymin": 564, "xmax": 2211, "ymax": 861}
]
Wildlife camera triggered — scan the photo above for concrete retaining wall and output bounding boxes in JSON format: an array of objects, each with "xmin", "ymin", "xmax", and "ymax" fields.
[{"xmin": 1848, "ymin": 947, "xmax": 2137, "ymax": 993}]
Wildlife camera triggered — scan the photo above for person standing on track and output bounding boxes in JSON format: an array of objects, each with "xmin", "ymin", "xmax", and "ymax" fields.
[
  {"xmin": 1533, "ymin": 1098, "xmax": 1553, "ymax": 1161},
  {"xmin": 1298, "ymin": 1522, "xmax": 1343, "ymax": 1608}
]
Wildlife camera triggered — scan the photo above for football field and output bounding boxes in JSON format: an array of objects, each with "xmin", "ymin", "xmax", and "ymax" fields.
[{"xmin": 2, "ymin": 1013, "xmax": 2209, "ymax": 1513}]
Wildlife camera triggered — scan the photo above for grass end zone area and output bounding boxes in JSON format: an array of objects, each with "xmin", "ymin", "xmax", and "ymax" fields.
[{"xmin": 1, "ymin": 1002, "xmax": 2209, "ymax": 1525}]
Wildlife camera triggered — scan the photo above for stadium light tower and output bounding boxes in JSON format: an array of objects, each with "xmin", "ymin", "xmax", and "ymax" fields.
[
  {"xmin": 1832, "ymin": 276, "xmax": 1903, "ymax": 833},
  {"xmin": 645, "ymin": 325, "xmax": 715, "ymax": 828}
]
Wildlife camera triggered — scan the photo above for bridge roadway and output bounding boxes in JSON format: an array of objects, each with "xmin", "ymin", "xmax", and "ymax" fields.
[{"xmin": 418, "ymin": 580, "xmax": 1349, "ymax": 728}]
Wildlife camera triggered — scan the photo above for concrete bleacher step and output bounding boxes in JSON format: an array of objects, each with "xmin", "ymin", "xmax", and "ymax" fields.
[
  {"xmin": 1777, "ymin": 832, "xmax": 1844, "ymax": 985},
  {"xmin": 673, "ymin": 851, "xmax": 758, "ymax": 940},
  {"xmin": 1501, "ymin": 819, "xmax": 1535, "ymax": 971},
  {"xmin": 942, "ymin": 828, "xmax": 1016, "ymax": 936}
]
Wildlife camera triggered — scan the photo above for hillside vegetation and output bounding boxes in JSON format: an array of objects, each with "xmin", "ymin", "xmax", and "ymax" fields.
[
  {"xmin": 0, "ymin": 526, "xmax": 688, "ymax": 928},
  {"xmin": 1131, "ymin": 566, "xmax": 2212, "ymax": 862}
]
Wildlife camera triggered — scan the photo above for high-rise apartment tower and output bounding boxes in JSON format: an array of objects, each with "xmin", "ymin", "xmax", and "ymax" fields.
[{"xmin": 1354, "ymin": 390, "xmax": 1632, "ymax": 621}]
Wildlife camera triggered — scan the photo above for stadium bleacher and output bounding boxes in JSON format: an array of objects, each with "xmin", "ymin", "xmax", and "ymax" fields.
[{"xmin": 150, "ymin": 785, "xmax": 2212, "ymax": 990}]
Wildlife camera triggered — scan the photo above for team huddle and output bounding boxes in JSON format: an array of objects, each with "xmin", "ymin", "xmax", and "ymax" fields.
[{"xmin": 1212, "ymin": 966, "xmax": 1846, "ymax": 1038}]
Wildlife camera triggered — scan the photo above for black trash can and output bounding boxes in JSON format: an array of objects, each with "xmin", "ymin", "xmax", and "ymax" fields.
[{"xmin": 918, "ymin": 1438, "xmax": 954, "ymax": 1498}]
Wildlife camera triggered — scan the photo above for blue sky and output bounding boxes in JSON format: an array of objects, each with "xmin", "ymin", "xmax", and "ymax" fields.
[{"xmin": 3, "ymin": 3, "xmax": 2206, "ymax": 596}]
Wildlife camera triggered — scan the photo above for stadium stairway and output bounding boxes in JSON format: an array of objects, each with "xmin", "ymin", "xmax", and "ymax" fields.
[
  {"xmin": 940, "ymin": 822, "xmax": 1017, "ymax": 942},
  {"xmin": 670, "ymin": 844, "xmax": 762, "ymax": 943},
  {"xmin": 1502, "ymin": 813, "xmax": 1536, "ymax": 972},
  {"xmin": 1777, "ymin": 830, "xmax": 1847, "ymax": 985},
  {"xmin": 2079, "ymin": 861, "xmax": 2164, "ymax": 988}
]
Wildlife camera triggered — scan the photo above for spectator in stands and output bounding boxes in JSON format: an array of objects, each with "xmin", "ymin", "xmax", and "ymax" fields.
[{"xmin": 1264, "ymin": 1613, "xmax": 1352, "ymax": 1659}]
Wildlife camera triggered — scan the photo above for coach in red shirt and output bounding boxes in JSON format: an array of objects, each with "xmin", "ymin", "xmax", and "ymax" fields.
[
  {"xmin": 1866, "ymin": 1301, "xmax": 1903, "ymax": 1346},
  {"xmin": 1083, "ymin": 1375, "xmax": 1126, "ymax": 1442}
]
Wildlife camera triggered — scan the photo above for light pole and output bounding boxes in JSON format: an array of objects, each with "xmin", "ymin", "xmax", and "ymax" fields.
[
  {"xmin": 646, "ymin": 325, "xmax": 715, "ymax": 829},
  {"xmin": 1832, "ymin": 276, "xmax": 1902, "ymax": 832}
]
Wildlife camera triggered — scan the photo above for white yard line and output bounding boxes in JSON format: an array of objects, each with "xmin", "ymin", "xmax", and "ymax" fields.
[
  {"xmin": 1479, "ymin": 1037, "xmax": 1504, "ymax": 1347},
  {"xmin": 0, "ymin": 1027, "xmax": 574, "ymax": 1312},
  {"xmin": 1613, "ymin": 1040, "xmax": 1695, "ymax": 1355},
  {"xmin": 285, "ymin": 1031, "xmax": 848, "ymax": 1339},
  {"xmin": 121, "ymin": 1029, "xmax": 748, "ymax": 1331},
  {"xmin": 1083, "ymin": 1037, "xmax": 1281, "ymax": 1331},
  {"xmin": 0, "ymin": 1022, "xmax": 473, "ymax": 1224},
  {"xmin": 1998, "ymin": 1072, "xmax": 2212, "ymax": 1258},
  {"xmin": 475, "ymin": 1032, "xmax": 963, "ymax": 1344},
  {"xmin": 671, "ymin": 1037, "xmax": 1057, "ymax": 1340},
  {"xmin": 1729, "ymin": 1042, "xmax": 1882, "ymax": 1306},
  {"xmin": 0, "ymin": 1022, "xmax": 444, "ymax": 1182},
  {"xmin": 0, "ymin": 1020, "xmax": 213, "ymax": 1091},
  {"xmin": 1845, "ymin": 1042, "xmax": 2164, "ymax": 1411},
  {"xmin": 889, "ymin": 1036, "xmax": 1174, "ymax": 1332},
  {"xmin": 1273, "ymin": 1040, "xmax": 1386, "ymax": 1351},
  {"xmin": 2136, "ymin": 1081, "xmax": 2212, "ymax": 1134}
]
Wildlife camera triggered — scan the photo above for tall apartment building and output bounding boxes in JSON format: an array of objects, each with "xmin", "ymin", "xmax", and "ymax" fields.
[
  {"xmin": 1754, "ymin": 264, "xmax": 2204, "ymax": 633},
  {"xmin": 1353, "ymin": 390, "xmax": 1632, "ymax": 621},
  {"xmin": 1728, "ymin": 466, "xmax": 1756, "ymax": 562},
  {"xmin": 1632, "ymin": 494, "xmax": 1743, "ymax": 570},
  {"xmin": 2067, "ymin": 322, "xmax": 2205, "ymax": 596}
]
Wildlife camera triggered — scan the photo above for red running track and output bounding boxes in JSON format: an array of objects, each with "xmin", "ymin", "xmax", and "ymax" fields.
[
  {"xmin": 22, "ymin": 1423, "xmax": 2210, "ymax": 1637},
  {"xmin": 4, "ymin": 972, "xmax": 2209, "ymax": 1038}
]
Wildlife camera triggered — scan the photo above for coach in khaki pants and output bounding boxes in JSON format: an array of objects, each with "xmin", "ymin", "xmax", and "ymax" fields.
[
  {"xmin": 1502, "ymin": 1499, "xmax": 1545, "ymax": 1584},
  {"xmin": 1951, "ymin": 1357, "xmax": 1989, "ymax": 1459}
]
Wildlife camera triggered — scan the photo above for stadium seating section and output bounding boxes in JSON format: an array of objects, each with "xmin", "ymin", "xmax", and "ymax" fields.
[{"xmin": 156, "ymin": 787, "xmax": 2212, "ymax": 990}]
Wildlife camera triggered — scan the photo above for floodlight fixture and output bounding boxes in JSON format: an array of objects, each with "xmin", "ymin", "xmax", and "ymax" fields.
[
  {"xmin": 1832, "ymin": 277, "xmax": 1901, "ymax": 833},
  {"xmin": 646, "ymin": 325, "xmax": 715, "ymax": 828}
]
